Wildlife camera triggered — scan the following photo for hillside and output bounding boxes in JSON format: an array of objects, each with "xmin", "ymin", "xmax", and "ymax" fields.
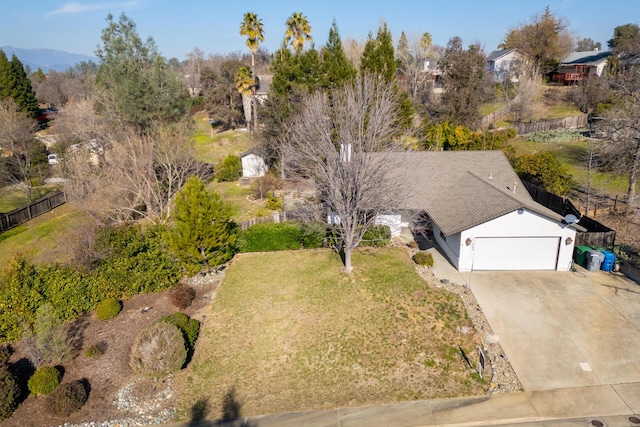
[{"xmin": 0, "ymin": 46, "xmax": 97, "ymax": 72}]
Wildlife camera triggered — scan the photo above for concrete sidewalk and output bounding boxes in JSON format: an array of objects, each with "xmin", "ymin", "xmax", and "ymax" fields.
[{"xmin": 163, "ymin": 382, "xmax": 640, "ymax": 426}]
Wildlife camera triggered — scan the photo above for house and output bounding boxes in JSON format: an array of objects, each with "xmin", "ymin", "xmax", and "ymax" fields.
[
  {"xmin": 486, "ymin": 48, "xmax": 524, "ymax": 83},
  {"xmin": 382, "ymin": 151, "xmax": 583, "ymax": 271},
  {"xmin": 241, "ymin": 148, "xmax": 267, "ymax": 178},
  {"xmin": 552, "ymin": 50, "xmax": 612, "ymax": 85},
  {"xmin": 417, "ymin": 57, "xmax": 443, "ymax": 94}
]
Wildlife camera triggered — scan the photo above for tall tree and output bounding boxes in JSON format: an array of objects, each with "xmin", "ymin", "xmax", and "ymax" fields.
[
  {"xmin": 239, "ymin": 12, "xmax": 265, "ymax": 132},
  {"xmin": 284, "ymin": 12, "xmax": 312, "ymax": 54},
  {"xmin": 439, "ymin": 37, "xmax": 492, "ymax": 127},
  {"xmin": 500, "ymin": 6, "xmax": 573, "ymax": 76},
  {"xmin": 0, "ymin": 98, "xmax": 47, "ymax": 201},
  {"xmin": 168, "ymin": 176, "xmax": 238, "ymax": 273},
  {"xmin": 95, "ymin": 13, "xmax": 189, "ymax": 133},
  {"xmin": 576, "ymin": 37, "xmax": 602, "ymax": 52},
  {"xmin": 608, "ymin": 23, "xmax": 640, "ymax": 57},
  {"xmin": 396, "ymin": 31, "xmax": 433, "ymax": 100},
  {"xmin": 360, "ymin": 23, "xmax": 396, "ymax": 82},
  {"xmin": 321, "ymin": 20, "xmax": 356, "ymax": 89},
  {"xmin": 234, "ymin": 65, "xmax": 254, "ymax": 127},
  {"xmin": 0, "ymin": 51, "xmax": 39, "ymax": 118},
  {"xmin": 202, "ymin": 60, "xmax": 244, "ymax": 130},
  {"xmin": 289, "ymin": 75, "xmax": 406, "ymax": 273},
  {"xmin": 184, "ymin": 47, "xmax": 205, "ymax": 96}
]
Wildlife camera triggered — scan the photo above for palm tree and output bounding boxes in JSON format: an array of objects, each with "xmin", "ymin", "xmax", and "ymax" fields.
[
  {"xmin": 284, "ymin": 12, "xmax": 312, "ymax": 54},
  {"xmin": 239, "ymin": 12, "xmax": 264, "ymax": 132},
  {"xmin": 235, "ymin": 66, "xmax": 253, "ymax": 128}
]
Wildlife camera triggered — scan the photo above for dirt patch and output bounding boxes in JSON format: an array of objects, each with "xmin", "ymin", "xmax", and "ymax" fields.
[{"xmin": 4, "ymin": 274, "xmax": 221, "ymax": 427}]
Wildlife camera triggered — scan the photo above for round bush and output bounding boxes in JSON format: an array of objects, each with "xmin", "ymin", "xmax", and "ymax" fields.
[
  {"xmin": 0, "ymin": 369, "xmax": 19, "ymax": 421},
  {"xmin": 129, "ymin": 322, "xmax": 186, "ymax": 377},
  {"xmin": 170, "ymin": 284, "xmax": 196, "ymax": 309},
  {"xmin": 412, "ymin": 251, "xmax": 434, "ymax": 267},
  {"xmin": 28, "ymin": 366, "xmax": 61, "ymax": 395},
  {"xmin": 46, "ymin": 379, "xmax": 88, "ymax": 417},
  {"xmin": 161, "ymin": 312, "xmax": 200, "ymax": 350},
  {"xmin": 96, "ymin": 298, "xmax": 122, "ymax": 320}
]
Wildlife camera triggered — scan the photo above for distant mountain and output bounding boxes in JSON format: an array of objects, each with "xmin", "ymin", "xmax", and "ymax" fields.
[{"xmin": 0, "ymin": 46, "xmax": 98, "ymax": 73}]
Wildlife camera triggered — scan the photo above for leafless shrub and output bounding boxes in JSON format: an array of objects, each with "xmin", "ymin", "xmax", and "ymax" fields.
[{"xmin": 129, "ymin": 322, "xmax": 186, "ymax": 377}]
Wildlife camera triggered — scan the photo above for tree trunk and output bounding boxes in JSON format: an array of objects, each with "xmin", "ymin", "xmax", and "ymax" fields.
[
  {"xmin": 343, "ymin": 247, "xmax": 353, "ymax": 273},
  {"xmin": 627, "ymin": 138, "xmax": 640, "ymax": 211},
  {"xmin": 251, "ymin": 53, "xmax": 258, "ymax": 133}
]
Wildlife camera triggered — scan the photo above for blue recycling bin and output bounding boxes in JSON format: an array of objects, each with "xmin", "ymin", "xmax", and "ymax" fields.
[{"xmin": 598, "ymin": 250, "xmax": 616, "ymax": 272}]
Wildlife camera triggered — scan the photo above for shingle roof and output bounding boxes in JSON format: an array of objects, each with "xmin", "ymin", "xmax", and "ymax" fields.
[
  {"xmin": 382, "ymin": 151, "xmax": 575, "ymax": 235},
  {"xmin": 486, "ymin": 48, "xmax": 518, "ymax": 62},
  {"xmin": 560, "ymin": 50, "xmax": 611, "ymax": 66}
]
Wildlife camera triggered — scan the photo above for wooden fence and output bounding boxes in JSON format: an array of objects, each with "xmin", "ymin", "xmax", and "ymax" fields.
[
  {"xmin": 514, "ymin": 114, "xmax": 587, "ymax": 135},
  {"xmin": 522, "ymin": 180, "xmax": 616, "ymax": 249},
  {"xmin": 0, "ymin": 191, "xmax": 67, "ymax": 233}
]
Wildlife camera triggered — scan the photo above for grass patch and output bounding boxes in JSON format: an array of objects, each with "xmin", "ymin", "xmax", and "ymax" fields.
[
  {"xmin": 0, "ymin": 185, "xmax": 60, "ymax": 212},
  {"xmin": 191, "ymin": 112, "xmax": 254, "ymax": 165},
  {"xmin": 542, "ymin": 104, "xmax": 582, "ymax": 120},
  {"xmin": 175, "ymin": 248, "xmax": 485, "ymax": 419},
  {"xmin": 207, "ymin": 181, "xmax": 266, "ymax": 222},
  {"xmin": 479, "ymin": 102, "xmax": 506, "ymax": 117},
  {"xmin": 0, "ymin": 202, "xmax": 90, "ymax": 267}
]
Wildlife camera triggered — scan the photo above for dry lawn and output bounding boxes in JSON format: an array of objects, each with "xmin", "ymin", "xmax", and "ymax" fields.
[{"xmin": 174, "ymin": 248, "xmax": 487, "ymax": 420}]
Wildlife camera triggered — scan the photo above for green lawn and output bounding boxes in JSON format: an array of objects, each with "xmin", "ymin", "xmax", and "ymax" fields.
[
  {"xmin": 508, "ymin": 135, "xmax": 633, "ymax": 196},
  {"xmin": 0, "ymin": 202, "xmax": 90, "ymax": 267},
  {"xmin": 0, "ymin": 185, "xmax": 60, "ymax": 213},
  {"xmin": 207, "ymin": 181, "xmax": 269, "ymax": 222},
  {"xmin": 479, "ymin": 102, "xmax": 506, "ymax": 117},
  {"xmin": 192, "ymin": 112, "xmax": 254, "ymax": 164},
  {"xmin": 175, "ymin": 248, "xmax": 486, "ymax": 420}
]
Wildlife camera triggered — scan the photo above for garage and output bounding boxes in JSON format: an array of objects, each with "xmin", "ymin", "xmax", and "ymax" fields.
[{"xmin": 472, "ymin": 236, "xmax": 560, "ymax": 271}]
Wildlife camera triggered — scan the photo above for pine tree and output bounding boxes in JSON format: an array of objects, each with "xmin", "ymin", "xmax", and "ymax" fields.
[
  {"xmin": 0, "ymin": 51, "xmax": 39, "ymax": 118},
  {"xmin": 360, "ymin": 23, "xmax": 396, "ymax": 82},
  {"xmin": 321, "ymin": 20, "xmax": 356, "ymax": 89},
  {"xmin": 10, "ymin": 55, "xmax": 39, "ymax": 118},
  {"xmin": 169, "ymin": 177, "xmax": 239, "ymax": 273}
]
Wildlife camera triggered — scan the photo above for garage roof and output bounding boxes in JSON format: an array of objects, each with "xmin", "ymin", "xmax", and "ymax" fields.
[{"xmin": 383, "ymin": 151, "xmax": 580, "ymax": 235}]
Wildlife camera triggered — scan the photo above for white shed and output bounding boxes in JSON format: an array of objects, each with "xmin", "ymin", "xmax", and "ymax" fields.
[{"xmin": 241, "ymin": 148, "xmax": 267, "ymax": 178}]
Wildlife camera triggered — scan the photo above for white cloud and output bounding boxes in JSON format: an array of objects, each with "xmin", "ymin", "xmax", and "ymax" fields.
[{"xmin": 47, "ymin": 1, "xmax": 142, "ymax": 16}]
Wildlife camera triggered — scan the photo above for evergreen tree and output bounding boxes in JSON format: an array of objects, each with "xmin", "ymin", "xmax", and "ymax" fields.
[
  {"xmin": 168, "ymin": 176, "xmax": 239, "ymax": 273},
  {"xmin": 321, "ymin": 20, "xmax": 356, "ymax": 89},
  {"xmin": 0, "ymin": 51, "xmax": 39, "ymax": 118},
  {"xmin": 95, "ymin": 13, "xmax": 189, "ymax": 133},
  {"xmin": 10, "ymin": 55, "xmax": 39, "ymax": 118},
  {"xmin": 360, "ymin": 23, "xmax": 396, "ymax": 82}
]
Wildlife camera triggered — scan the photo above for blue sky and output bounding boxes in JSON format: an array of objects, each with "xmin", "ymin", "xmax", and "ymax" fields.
[{"xmin": 1, "ymin": 0, "xmax": 638, "ymax": 61}]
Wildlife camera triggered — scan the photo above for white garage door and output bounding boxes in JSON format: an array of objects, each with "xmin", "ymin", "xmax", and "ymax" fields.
[{"xmin": 472, "ymin": 237, "xmax": 560, "ymax": 271}]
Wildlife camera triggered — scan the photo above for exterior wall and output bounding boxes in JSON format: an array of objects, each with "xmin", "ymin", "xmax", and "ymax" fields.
[
  {"xmin": 374, "ymin": 213, "xmax": 408, "ymax": 237},
  {"xmin": 455, "ymin": 209, "xmax": 576, "ymax": 271},
  {"xmin": 433, "ymin": 223, "xmax": 460, "ymax": 270},
  {"xmin": 241, "ymin": 154, "xmax": 267, "ymax": 178},
  {"xmin": 489, "ymin": 53, "xmax": 521, "ymax": 83}
]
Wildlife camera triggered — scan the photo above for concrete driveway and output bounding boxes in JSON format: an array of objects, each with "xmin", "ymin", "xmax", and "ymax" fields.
[{"xmin": 467, "ymin": 268, "xmax": 640, "ymax": 390}]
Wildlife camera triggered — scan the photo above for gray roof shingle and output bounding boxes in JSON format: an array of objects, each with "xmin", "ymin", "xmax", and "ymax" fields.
[{"xmin": 382, "ymin": 151, "xmax": 574, "ymax": 235}]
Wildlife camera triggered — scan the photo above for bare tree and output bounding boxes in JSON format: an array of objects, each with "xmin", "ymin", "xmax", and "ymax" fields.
[
  {"xmin": 55, "ymin": 100, "xmax": 206, "ymax": 224},
  {"xmin": 508, "ymin": 77, "xmax": 539, "ymax": 124},
  {"xmin": 0, "ymin": 98, "xmax": 46, "ymax": 201},
  {"xmin": 184, "ymin": 47, "xmax": 205, "ymax": 96},
  {"xmin": 289, "ymin": 75, "xmax": 407, "ymax": 273}
]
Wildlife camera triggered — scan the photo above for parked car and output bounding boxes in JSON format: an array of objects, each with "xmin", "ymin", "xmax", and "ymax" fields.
[{"xmin": 48, "ymin": 154, "xmax": 59, "ymax": 165}]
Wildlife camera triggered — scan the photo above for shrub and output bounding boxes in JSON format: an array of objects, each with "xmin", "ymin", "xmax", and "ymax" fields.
[
  {"xmin": 298, "ymin": 221, "xmax": 326, "ymax": 249},
  {"xmin": 96, "ymin": 298, "xmax": 121, "ymax": 320},
  {"xmin": 46, "ymin": 379, "xmax": 88, "ymax": 417},
  {"xmin": 0, "ymin": 345, "xmax": 11, "ymax": 367},
  {"xmin": 265, "ymin": 193, "xmax": 283, "ymax": 211},
  {"xmin": 160, "ymin": 312, "xmax": 200, "ymax": 351},
  {"xmin": 170, "ymin": 284, "xmax": 196, "ymax": 309},
  {"xmin": 251, "ymin": 174, "xmax": 280, "ymax": 199},
  {"xmin": 241, "ymin": 222, "xmax": 302, "ymax": 252},
  {"xmin": 360, "ymin": 225, "xmax": 391, "ymax": 247},
  {"xmin": 0, "ymin": 369, "xmax": 19, "ymax": 421},
  {"xmin": 215, "ymin": 154, "xmax": 242, "ymax": 182},
  {"xmin": 129, "ymin": 322, "xmax": 186, "ymax": 377},
  {"xmin": 85, "ymin": 343, "xmax": 105, "ymax": 358},
  {"xmin": 413, "ymin": 251, "xmax": 434, "ymax": 267},
  {"xmin": 28, "ymin": 366, "xmax": 61, "ymax": 395}
]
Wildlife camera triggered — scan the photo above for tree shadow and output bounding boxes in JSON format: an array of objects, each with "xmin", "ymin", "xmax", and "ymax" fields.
[
  {"xmin": 7, "ymin": 357, "xmax": 35, "ymax": 404},
  {"xmin": 186, "ymin": 386, "xmax": 256, "ymax": 427},
  {"xmin": 67, "ymin": 312, "xmax": 90, "ymax": 359}
]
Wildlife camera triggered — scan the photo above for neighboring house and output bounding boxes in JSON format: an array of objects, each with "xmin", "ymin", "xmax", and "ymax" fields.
[
  {"xmin": 552, "ymin": 50, "xmax": 612, "ymax": 85},
  {"xmin": 68, "ymin": 138, "xmax": 105, "ymax": 167},
  {"xmin": 241, "ymin": 148, "xmax": 267, "ymax": 178},
  {"xmin": 380, "ymin": 151, "xmax": 583, "ymax": 271},
  {"xmin": 486, "ymin": 48, "xmax": 524, "ymax": 83},
  {"xmin": 417, "ymin": 57, "xmax": 443, "ymax": 94},
  {"xmin": 255, "ymin": 74, "xmax": 272, "ymax": 104}
]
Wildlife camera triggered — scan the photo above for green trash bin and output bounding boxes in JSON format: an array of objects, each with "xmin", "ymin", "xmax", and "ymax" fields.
[{"xmin": 574, "ymin": 246, "xmax": 592, "ymax": 268}]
